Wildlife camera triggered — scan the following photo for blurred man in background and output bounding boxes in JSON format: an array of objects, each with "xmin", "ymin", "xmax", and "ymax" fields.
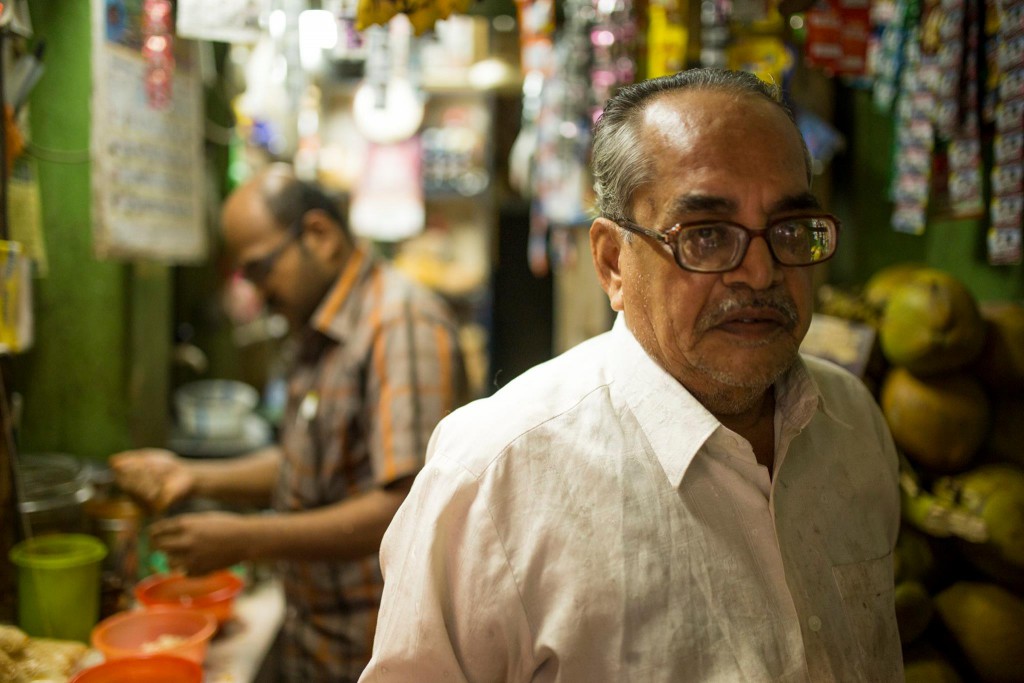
[{"xmin": 113, "ymin": 164, "xmax": 466, "ymax": 682}]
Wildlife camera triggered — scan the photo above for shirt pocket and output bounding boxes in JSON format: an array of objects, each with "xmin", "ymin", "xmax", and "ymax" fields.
[{"xmin": 831, "ymin": 553, "xmax": 902, "ymax": 682}]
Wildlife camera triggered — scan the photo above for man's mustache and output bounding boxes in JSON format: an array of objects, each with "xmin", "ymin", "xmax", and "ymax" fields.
[{"xmin": 696, "ymin": 291, "xmax": 800, "ymax": 334}]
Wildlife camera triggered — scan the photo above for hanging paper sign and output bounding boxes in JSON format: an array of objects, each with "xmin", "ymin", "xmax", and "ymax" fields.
[{"xmin": 90, "ymin": 0, "xmax": 207, "ymax": 263}]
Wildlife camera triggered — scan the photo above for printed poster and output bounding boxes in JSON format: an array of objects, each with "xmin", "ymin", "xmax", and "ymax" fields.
[{"xmin": 90, "ymin": 0, "xmax": 207, "ymax": 262}]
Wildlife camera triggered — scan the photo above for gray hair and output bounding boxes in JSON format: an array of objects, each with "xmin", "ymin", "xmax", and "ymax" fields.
[{"xmin": 591, "ymin": 68, "xmax": 812, "ymax": 224}]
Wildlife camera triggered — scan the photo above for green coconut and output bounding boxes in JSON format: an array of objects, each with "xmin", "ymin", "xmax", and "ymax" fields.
[
  {"xmin": 934, "ymin": 582, "xmax": 1024, "ymax": 683},
  {"xmin": 862, "ymin": 261, "xmax": 927, "ymax": 312},
  {"xmin": 902, "ymin": 642, "xmax": 964, "ymax": 683},
  {"xmin": 880, "ymin": 368, "xmax": 990, "ymax": 473},
  {"xmin": 895, "ymin": 525, "xmax": 937, "ymax": 585},
  {"xmin": 895, "ymin": 580, "xmax": 934, "ymax": 645},
  {"xmin": 934, "ymin": 465, "xmax": 1024, "ymax": 586},
  {"xmin": 880, "ymin": 269, "xmax": 985, "ymax": 375}
]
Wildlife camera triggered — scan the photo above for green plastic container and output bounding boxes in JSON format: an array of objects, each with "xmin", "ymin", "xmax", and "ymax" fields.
[{"xmin": 9, "ymin": 533, "xmax": 107, "ymax": 642}]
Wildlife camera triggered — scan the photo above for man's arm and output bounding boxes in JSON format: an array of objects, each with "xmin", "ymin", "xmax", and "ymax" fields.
[
  {"xmin": 148, "ymin": 476, "xmax": 414, "ymax": 574},
  {"xmin": 188, "ymin": 446, "xmax": 281, "ymax": 506},
  {"xmin": 111, "ymin": 446, "xmax": 281, "ymax": 512},
  {"xmin": 242, "ymin": 475, "xmax": 414, "ymax": 562}
]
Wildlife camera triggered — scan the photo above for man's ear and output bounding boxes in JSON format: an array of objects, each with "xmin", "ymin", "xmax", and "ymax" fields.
[
  {"xmin": 300, "ymin": 209, "xmax": 350, "ymax": 264},
  {"xmin": 590, "ymin": 217, "xmax": 625, "ymax": 312}
]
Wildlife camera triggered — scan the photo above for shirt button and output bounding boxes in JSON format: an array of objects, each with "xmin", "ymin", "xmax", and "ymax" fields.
[{"xmin": 808, "ymin": 616, "xmax": 822, "ymax": 632}]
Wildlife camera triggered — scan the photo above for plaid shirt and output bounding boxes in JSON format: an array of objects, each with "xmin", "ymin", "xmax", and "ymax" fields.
[{"xmin": 272, "ymin": 247, "xmax": 465, "ymax": 682}]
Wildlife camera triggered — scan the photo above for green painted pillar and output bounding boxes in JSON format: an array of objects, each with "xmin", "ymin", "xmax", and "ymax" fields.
[{"xmin": 11, "ymin": 0, "xmax": 171, "ymax": 461}]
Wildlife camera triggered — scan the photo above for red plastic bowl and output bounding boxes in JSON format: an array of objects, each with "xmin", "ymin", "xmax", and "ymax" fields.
[
  {"xmin": 70, "ymin": 655, "xmax": 202, "ymax": 683},
  {"xmin": 134, "ymin": 570, "xmax": 244, "ymax": 624},
  {"xmin": 91, "ymin": 606, "xmax": 216, "ymax": 664}
]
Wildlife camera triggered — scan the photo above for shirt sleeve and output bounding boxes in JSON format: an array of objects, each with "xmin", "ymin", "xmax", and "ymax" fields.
[
  {"xmin": 360, "ymin": 429, "xmax": 536, "ymax": 683},
  {"xmin": 368, "ymin": 305, "xmax": 466, "ymax": 486}
]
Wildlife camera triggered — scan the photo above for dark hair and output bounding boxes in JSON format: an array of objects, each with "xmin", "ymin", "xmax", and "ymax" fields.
[
  {"xmin": 263, "ymin": 172, "xmax": 350, "ymax": 238},
  {"xmin": 591, "ymin": 68, "xmax": 812, "ymax": 223}
]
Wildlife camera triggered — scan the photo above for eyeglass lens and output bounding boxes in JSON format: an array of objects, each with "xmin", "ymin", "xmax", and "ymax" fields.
[{"xmin": 677, "ymin": 218, "xmax": 835, "ymax": 271}]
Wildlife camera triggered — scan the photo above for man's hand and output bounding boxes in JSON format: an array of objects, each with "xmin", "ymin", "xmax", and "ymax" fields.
[
  {"xmin": 111, "ymin": 449, "xmax": 195, "ymax": 513},
  {"xmin": 149, "ymin": 511, "xmax": 252, "ymax": 576}
]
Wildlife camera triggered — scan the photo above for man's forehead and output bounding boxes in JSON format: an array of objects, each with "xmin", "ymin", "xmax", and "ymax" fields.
[
  {"xmin": 641, "ymin": 88, "xmax": 785, "ymax": 135},
  {"xmin": 629, "ymin": 100, "xmax": 810, "ymax": 222},
  {"xmin": 223, "ymin": 186, "xmax": 281, "ymax": 249},
  {"xmin": 636, "ymin": 89, "xmax": 805, "ymax": 164}
]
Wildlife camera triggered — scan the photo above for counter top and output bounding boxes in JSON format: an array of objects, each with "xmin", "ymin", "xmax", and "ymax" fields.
[{"xmin": 204, "ymin": 577, "xmax": 285, "ymax": 683}]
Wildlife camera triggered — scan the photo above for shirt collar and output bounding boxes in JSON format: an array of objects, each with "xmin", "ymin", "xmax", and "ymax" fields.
[
  {"xmin": 308, "ymin": 246, "xmax": 371, "ymax": 343},
  {"xmin": 608, "ymin": 314, "xmax": 839, "ymax": 489},
  {"xmin": 609, "ymin": 314, "xmax": 720, "ymax": 489},
  {"xmin": 778, "ymin": 354, "xmax": 853, "ymax": 432}
]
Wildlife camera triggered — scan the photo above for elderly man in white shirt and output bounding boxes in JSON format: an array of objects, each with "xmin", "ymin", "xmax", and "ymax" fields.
[{"xmin": 360, "ymin": 68, "xmax": 902, "ymax": 683}]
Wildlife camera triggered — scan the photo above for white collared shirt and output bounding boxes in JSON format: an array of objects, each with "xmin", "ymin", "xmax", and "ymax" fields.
[{"xmin": 361, "ymin": 315, "xmax": 902, "ymax": 683}]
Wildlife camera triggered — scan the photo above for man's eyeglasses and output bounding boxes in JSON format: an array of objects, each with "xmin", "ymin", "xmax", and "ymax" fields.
[
  {"xmin": 616, "ymin": 214, "xmax": 840, "ymax": 274},
  {"xmin": 237, "ymin": 222, "xmax": 301, "ymax": 285}
]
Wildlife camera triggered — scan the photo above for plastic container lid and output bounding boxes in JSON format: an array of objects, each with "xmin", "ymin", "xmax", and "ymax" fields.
[{"xmin": 9, "ymin": 533, "xmax": 108, "ymax": 569}]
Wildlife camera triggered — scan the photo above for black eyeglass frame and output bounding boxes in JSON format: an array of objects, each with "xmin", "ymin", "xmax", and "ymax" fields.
[
  {"xmin": 616, "ymin": 214, "xmax": 841, "ymax": 274},
  {"xmin": 238, "ymin": 218, "xmax": 304, "ymax": 285}
]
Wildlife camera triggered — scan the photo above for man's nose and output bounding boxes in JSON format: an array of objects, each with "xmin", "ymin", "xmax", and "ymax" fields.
[{"xmin": 723, "ymin": 234, "xmax": 782, "ymax": 290}]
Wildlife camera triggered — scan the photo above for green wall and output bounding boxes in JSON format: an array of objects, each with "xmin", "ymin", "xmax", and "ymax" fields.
[
  {"xmin": 831, "ymin": 88, "xmax": 1024, "ymax": 302},
  {"xmin": 12, "ymin": 1, "xmax": 171, "ymax": 461}
]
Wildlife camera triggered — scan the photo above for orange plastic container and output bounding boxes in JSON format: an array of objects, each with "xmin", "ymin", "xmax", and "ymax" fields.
[
  {"xmin": 134, "ymin": 570, "xmax": 244, "ymax": 625},
  {"xmin": 90, "ymin": 606, "xmax": 216, "ymax": 664},
  {"xmin": 70, "ymin": 655, "xmax": 203, "ymax": 683}
]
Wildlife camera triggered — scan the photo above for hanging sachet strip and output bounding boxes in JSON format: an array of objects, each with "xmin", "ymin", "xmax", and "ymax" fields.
[
  {"xmin": 948, "ymin": 0, "xmax": 985, "ymax": 218},
  {"xmin": 987, "ymin": 0, "xmax": 1024, "ymax": 264},
  {"xmin": 891, "ymin": 16, "xmax": 934, "ymax": 235},
  {"xmin": 873, "ymin": 0, "xmax": 911, "ymax": 111}
]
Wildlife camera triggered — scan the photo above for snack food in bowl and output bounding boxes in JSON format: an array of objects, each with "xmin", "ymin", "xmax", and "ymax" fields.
[
  {"xmin": 134, "ymin": 570, "xmax": 244, "ymax": 625},
  {"xmin": 91, "ymin": 607, "xmax": 216, "ymax": 664},
  {"xmin": 69, "ymin": 654, "xmax": 202, "ymax": 683}
]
